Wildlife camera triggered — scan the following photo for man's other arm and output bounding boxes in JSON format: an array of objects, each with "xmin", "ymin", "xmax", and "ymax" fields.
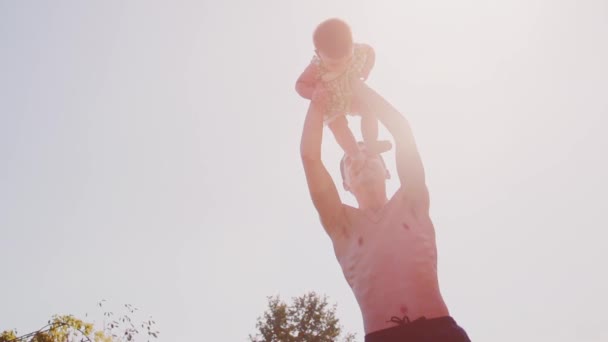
[
  {"xmin": 355, "ymin": 83, "xmax": 430, "ymax": 214},
  {"xmin": 300, "ymin": 102, "xmax": 348, "ymax": 238}
]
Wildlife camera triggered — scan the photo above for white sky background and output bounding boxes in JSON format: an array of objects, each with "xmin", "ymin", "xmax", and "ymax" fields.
[{"xmin": 1, "ymin": 0, "xmax": 607, "ymax": 341}]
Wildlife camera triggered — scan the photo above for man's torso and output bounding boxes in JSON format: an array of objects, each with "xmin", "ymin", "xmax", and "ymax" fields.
[{"xmin": 331, "ymin": 190, "xmax": 450, "ymax": 334}]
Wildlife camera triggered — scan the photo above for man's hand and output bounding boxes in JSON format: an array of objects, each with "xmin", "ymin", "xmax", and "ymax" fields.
[
  {"xmin": 312, "ymin": 84, "xmax": 330, "ymax": 109},
  {"xmin": 295, "ymin": 62, "xmax": 319, "ymax": 100}
]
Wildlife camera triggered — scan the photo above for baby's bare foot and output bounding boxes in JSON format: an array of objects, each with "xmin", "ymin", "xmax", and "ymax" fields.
[{"xmin": 365, "ymin": 140, "xmax": 392, "ymax": 154}]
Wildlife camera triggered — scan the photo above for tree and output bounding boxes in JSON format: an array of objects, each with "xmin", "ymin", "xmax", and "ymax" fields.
[
  {"xmin": 249, "ymin": 292, "xmax": 357, "ymax": 342},
  {"xmin": 0, "ymin": 301, "xmax": 159, "ymax": 342}
]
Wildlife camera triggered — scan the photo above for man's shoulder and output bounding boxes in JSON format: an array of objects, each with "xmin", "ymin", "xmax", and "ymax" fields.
[
  {"xmin": 391, "ymin": 186, "xmax": 431, "ymax": 218},
  {"xmin": 390, "ymin": 187, "xmax": 408, "ymax": 203},
  {"xmin": 317, "ymin": 203, "xmax": 351, "ymax": 240},
  {"xmin": 341, "ymin": 203, "xmax": 370, "ymax": 223},
  {"xmin": 322, "ymin": 204, "xmax": 360, "ymax": 242}
]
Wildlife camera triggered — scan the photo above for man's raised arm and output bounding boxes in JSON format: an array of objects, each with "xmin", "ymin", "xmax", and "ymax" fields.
[
  {"xmin": 300, "ymin": 103, "xmax": 347, "ymax": 238},
  {"xmin": 356, "ymin": 83, "xmax": 430, "ymax": 213}
]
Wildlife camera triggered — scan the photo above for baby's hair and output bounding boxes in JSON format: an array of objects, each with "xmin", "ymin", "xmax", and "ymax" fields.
[{"xmin": 313, "ymin": 18, "xmax": 353, "ymax": 59}]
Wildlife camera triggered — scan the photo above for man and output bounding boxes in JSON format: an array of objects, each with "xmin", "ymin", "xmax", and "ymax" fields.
[{"xmin": 299, "ymin": 82, "xmax": 471, "ymax": 341}]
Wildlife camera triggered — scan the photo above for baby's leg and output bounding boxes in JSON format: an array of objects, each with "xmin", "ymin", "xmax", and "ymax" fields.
[
  {"xmin": 361, "ymin": 114, "xmax": 379, "ymax": 146},
  {"xmin": 353, "ymin": 86, "xmax": 393, "ymax": 154},
  {"xmin": 328, "ymin": 115, "xmax": 360, "ymax": 157},
  {"xmin": 361, "ymin": 115, "xmax": 390, "ymax": 153}
]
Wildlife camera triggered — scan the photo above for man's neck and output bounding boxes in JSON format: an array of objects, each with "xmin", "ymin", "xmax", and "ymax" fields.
[{"xmin": 356, "ymin": 189, "xmax": 388, "ymax": 212}]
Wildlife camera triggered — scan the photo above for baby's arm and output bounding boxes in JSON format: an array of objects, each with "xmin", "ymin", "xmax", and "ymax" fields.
[
  {"xmin": 296, "ymin": 62, "xmax": 319, "ymax": 99},
  {"xmin": 360, "ymin": 44, "xmax": 376, "ymax": 81}
]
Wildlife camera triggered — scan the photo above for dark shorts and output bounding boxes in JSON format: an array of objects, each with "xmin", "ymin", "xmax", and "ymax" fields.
[{"xmin": 364, "ymin": 316, "xmax": 471, "ymax": 342}]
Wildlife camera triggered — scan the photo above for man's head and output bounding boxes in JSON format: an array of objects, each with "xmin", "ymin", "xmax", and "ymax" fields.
[
  {"xmin": 340, "ymin": 143, "xmax": 390, "ymax": 196},
  {"xmin": 313, "ymin": 18, "xmax": 354, "ymax": 69}
]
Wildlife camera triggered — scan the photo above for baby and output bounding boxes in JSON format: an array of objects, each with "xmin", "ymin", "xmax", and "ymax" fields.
[{"xmin": 296, "ymin": 18, "xmax": 381, "ymax": 159}]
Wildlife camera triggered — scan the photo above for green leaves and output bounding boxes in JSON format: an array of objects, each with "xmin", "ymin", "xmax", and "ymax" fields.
[
  {"xmin": 1, "ymin": 301, "xmax": 159, "ymax": 342},
  {"xmin": 249, "ymin": 292, "xmax": 356, "ymax": 342},
  {"xmin": 0, "ymin": 330, "xmax": 18, "ymax": 342}
]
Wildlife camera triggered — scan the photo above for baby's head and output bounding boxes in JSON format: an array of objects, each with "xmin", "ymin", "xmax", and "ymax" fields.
[{"xmin": 313, "ymin": 18, "xmax": 354, "ymax": 68}]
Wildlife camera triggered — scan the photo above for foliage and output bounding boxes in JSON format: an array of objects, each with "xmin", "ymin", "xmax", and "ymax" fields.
[
  {"xmin": 0, "ymin": 331, "xmax": 18, "ymax": 342},
  {"xmin": 249, "ymin": 292, "xmax": 356, "ymax": 342},
  {"xmin": 1, "ymin": 301, "xmax": 158, "ymax": 342}
]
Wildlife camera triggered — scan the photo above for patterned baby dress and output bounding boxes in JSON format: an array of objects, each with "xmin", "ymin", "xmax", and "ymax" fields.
[{"xmin": 312, "ymin": 43, "xmax": 370, "ymax": 124}]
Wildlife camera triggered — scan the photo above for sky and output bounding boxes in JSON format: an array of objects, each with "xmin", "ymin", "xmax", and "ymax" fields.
[{"xmin": 1, "ymin": 0, "xmax": 607, "ymax": 341}]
